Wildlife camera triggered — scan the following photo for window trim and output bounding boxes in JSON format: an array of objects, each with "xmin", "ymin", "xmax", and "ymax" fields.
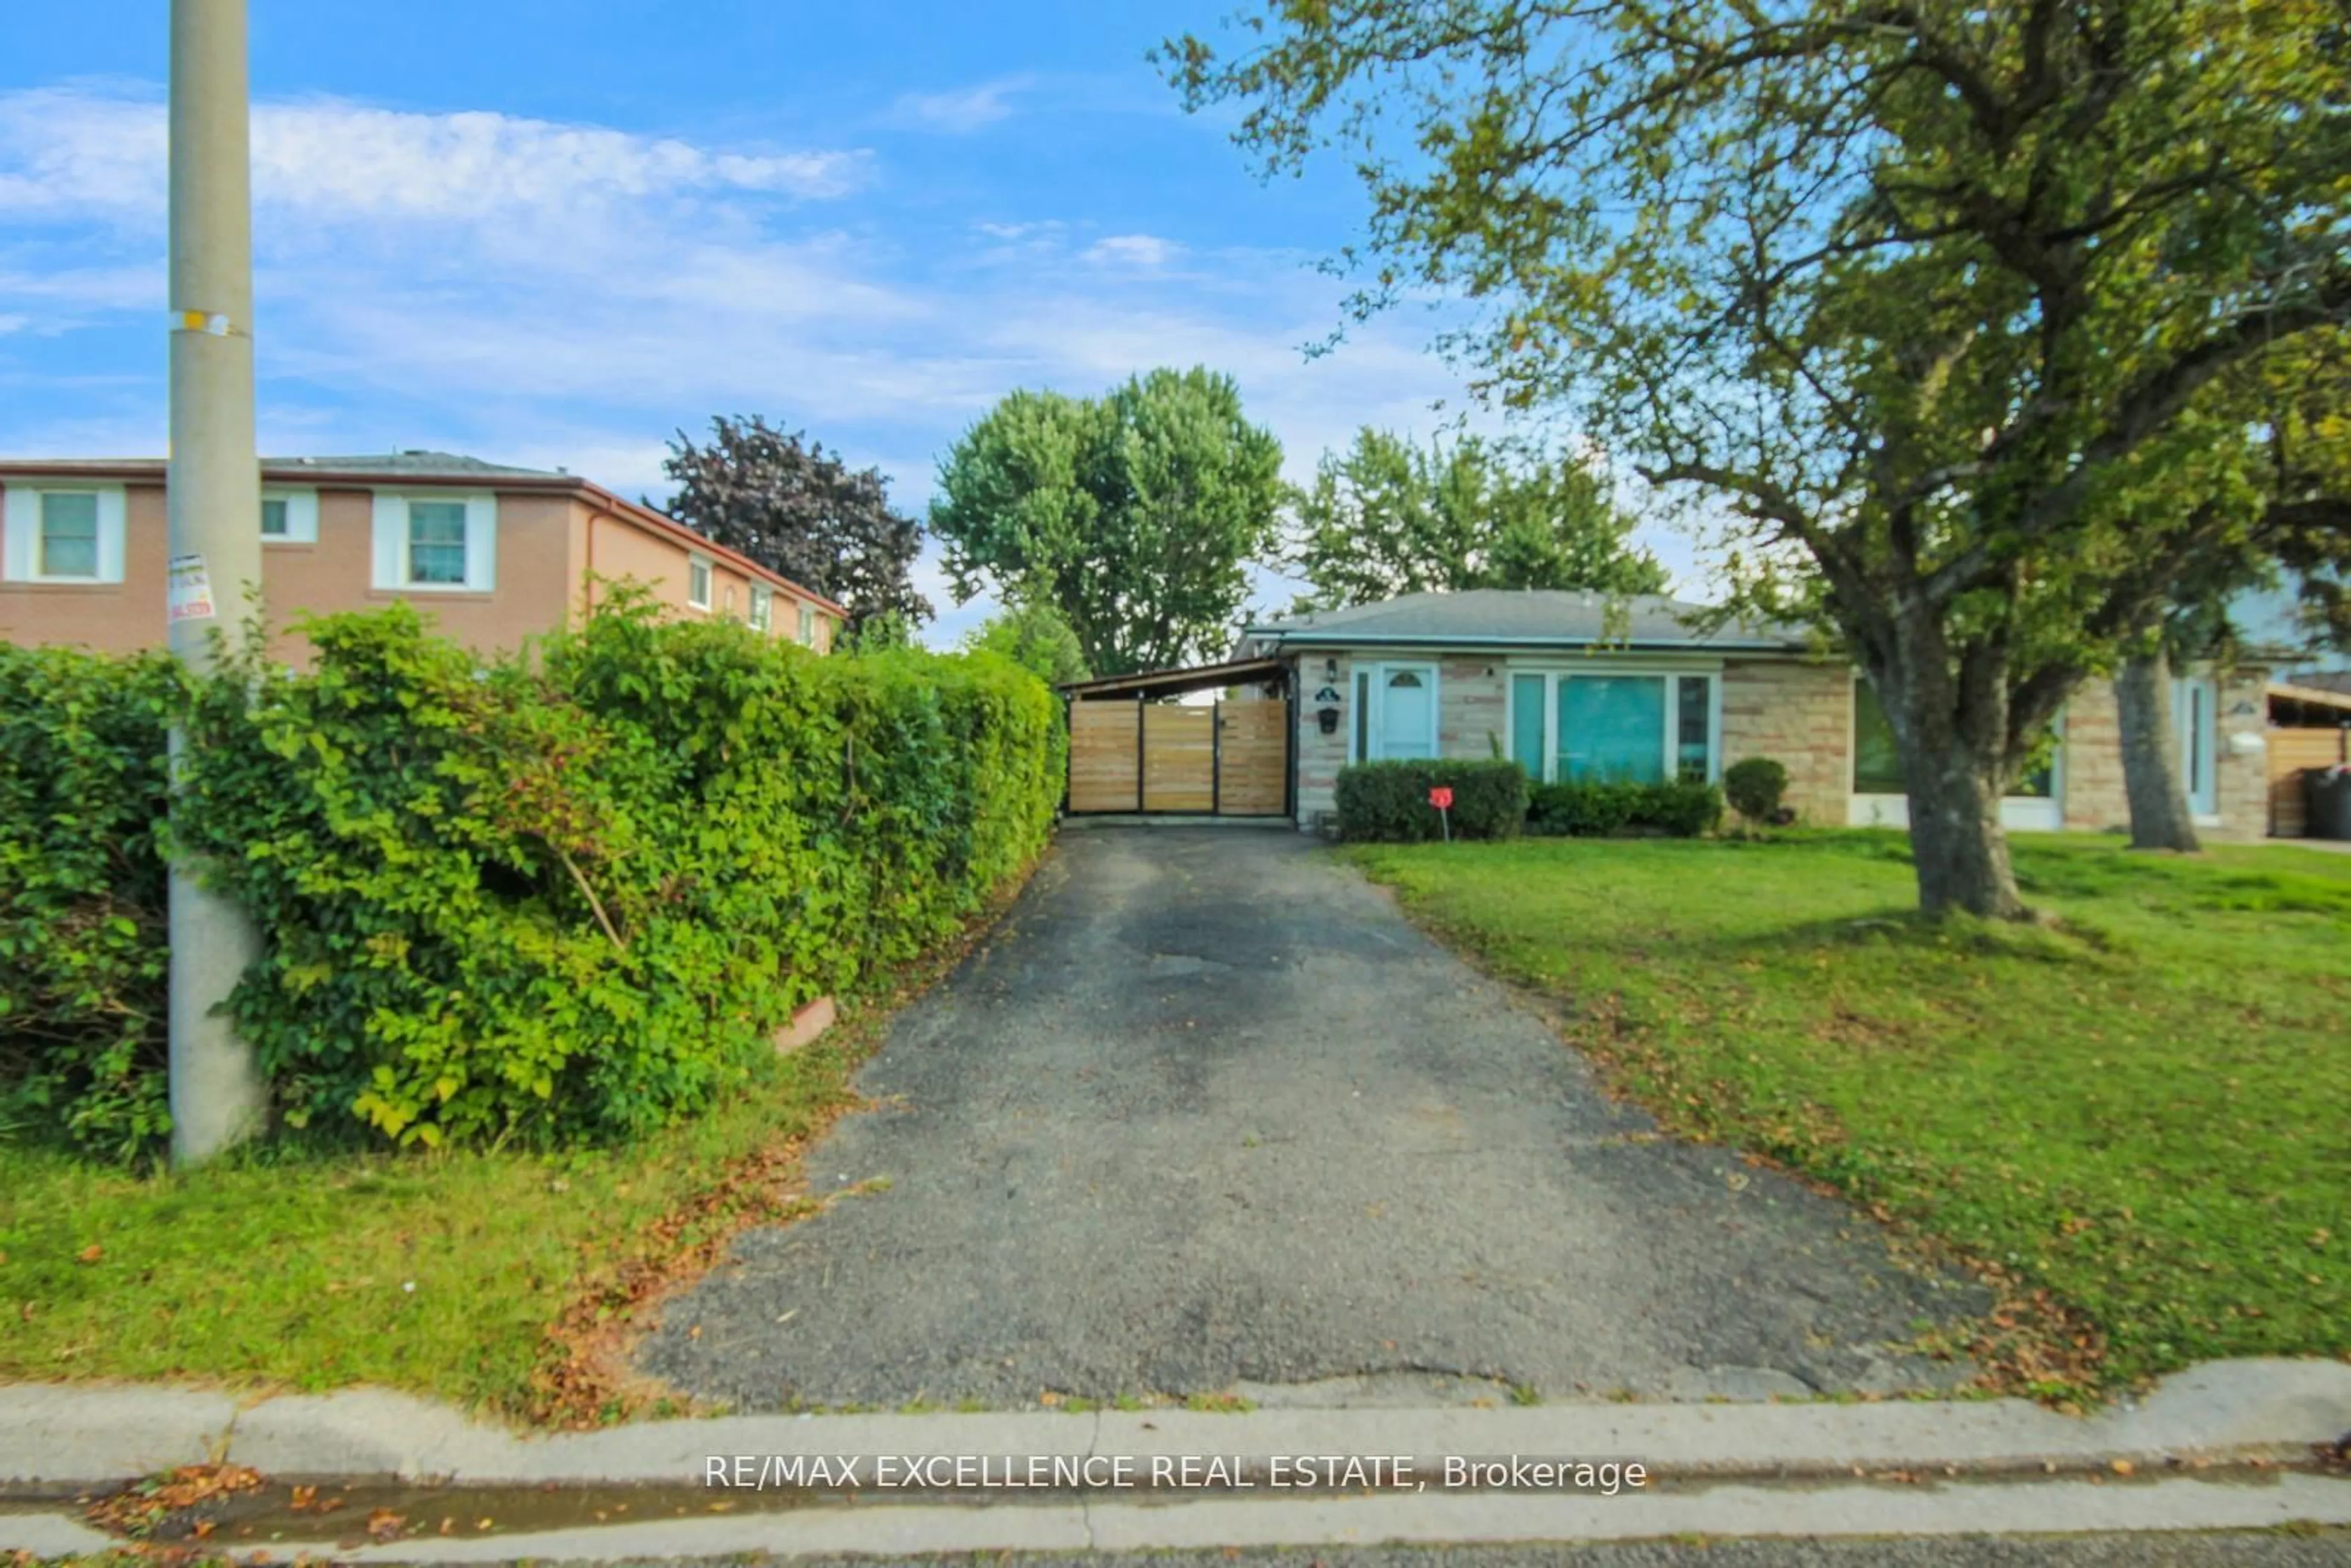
[
  {"xmin": 749, "ymin": 584, "xmax": 773, "ymax": 632},
  {"xmin": 686, "ymin": 553, "xmax": 714, "ymax": 612},
  {"xmin": 796, "ymin": 601, "xmax": 815, "ymax": 647},
  {"xmin": 2173, "ymin": 672, "xmax": 2221, "ymax": 824},
  {"xmin": 2, "ymin": 481, "xmax": 129, "ymax": 584},
  {"xmin": 1502, "ymin": 662, "xmax": 1721, "ymax": 784},
  {"xmin": 1347, "ymin": 660, "xmax": 1442, "ymax": 763},
  {"xmin": 1847, "ymin": 675, "xmax": 2066, "ymax": 828},
  {"xmin": 369, "ymin": 490, "xmax": 497, "ymax": 593},
  {"xmin": 260, "ymin": 486, "xmax": 319, "ymax": 544}
]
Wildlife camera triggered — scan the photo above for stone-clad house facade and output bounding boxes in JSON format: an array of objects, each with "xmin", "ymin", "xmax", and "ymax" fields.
[{"xmin": 1240, "ymin": 591, "xmax": 2271, "ymax": 839}]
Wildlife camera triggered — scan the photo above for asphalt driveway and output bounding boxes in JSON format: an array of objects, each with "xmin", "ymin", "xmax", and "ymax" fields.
[{"xmin": 639, "ymin": 827, "xmax": 1990, "ymax": 1411}]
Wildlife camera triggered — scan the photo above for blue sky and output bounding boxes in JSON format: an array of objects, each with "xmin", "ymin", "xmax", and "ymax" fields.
[{"xmin": 1, "ymin": 1, "xmax": 1698, "ymax": 642}]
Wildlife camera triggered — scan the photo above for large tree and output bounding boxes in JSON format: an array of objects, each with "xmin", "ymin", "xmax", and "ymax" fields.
[
  {"xmin": 2101, "ymin": 340, "xmax": 2351, "ymax": 850},
  {"xmin": 1166, "ymin": 0, "xmax": 2349, "ymax": 917},
  {"xmin": 929, "ymin": 367, "xmax": 1284, "ymax": 675},
  {"xmin": 659, "ymin": 416, "xmax": 931, "ymax": 635},
  {"xmin": 1287, "ymin": 427, "xmax": 1668, "ymax": 609}
]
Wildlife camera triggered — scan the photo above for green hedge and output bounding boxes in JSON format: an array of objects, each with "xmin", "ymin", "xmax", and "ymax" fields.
[
  {"xmin": 1526, "ymin": 778, "xmax": 1723, "ymax": 838},
  {"xmin": 2, "ymin": 599, "xmax": 1063, "ymax": 1159},
  {"xmin": 0, "ymin": 645, "xmax": 186, "ymax": 1160},
  {"xmin": 1333, "ymin": 759, "xmax": 1528, "ymax": 842}
]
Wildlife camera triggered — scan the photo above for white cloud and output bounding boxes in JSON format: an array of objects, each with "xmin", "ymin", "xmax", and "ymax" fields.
[
  {"xmin": 0, "ymin": 87, "xmax": 866, "ymax": 227},
  {"xmin": 1082, "ymin": 233, "xmax": 1179, "ymax": 268},
  {"xmin": 0, "ymin": 81, "xmax": 1717, "ymax": 638},
  {"xmin": 888, "ymin": 77, "xmax": 1033, "ymax": 135}
]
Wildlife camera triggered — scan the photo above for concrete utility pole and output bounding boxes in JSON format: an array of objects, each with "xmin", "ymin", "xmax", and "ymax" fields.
[{"xmin": 166, "ymin": 0, "xmax": 266, "ymax": 1166}]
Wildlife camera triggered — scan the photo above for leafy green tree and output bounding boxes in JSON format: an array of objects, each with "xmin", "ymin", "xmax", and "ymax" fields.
[
  {"xmin": 1165, "ymin": 0, "xmax": 2349, "ymax": 917},
  {"xmin": 2107, "ymin": 340, "xmax": 2351, "ymax": 850},
  {"xmin": 963, "ymin": 598, "xmax": 1092, "ymax": 686},
  {"xmin": 1288, "ymin": 427, "xmax": 1667, "ymax": 609},
  {"xmin": 659, "ymin": 416, "xmax": 931, "ymax": 636},
  {"xmin": 929, "ymin": 367, "xmax": 1284, "ymax": 675}
]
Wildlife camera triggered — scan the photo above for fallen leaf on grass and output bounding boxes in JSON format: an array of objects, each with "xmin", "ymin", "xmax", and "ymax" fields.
[{"xmin": 75, "ymin": 1245, "xmax": 102, "ymax": 1265}]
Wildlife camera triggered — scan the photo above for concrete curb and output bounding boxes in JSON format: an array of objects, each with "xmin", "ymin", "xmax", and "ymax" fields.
[
  {"xmin": 2, "ymin": 1358, "xmax": 2347, "ymax": 1491},
  {"xmin": 6, "ymin": 1474, "xmax": 2349, "ymax": 1562}
]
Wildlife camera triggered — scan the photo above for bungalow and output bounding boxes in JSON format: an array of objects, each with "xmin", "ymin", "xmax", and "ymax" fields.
[
  {"xmin": 0, "ymin": 451, "xmax": 844, "ymax": 660},
  {"xmin": 1057, "ymin": 590, "xmax": 2274, "ymax": 838},
  {"xmin": 1239, "ymin": 591, "xmax": 2271, "ymax": 838}
]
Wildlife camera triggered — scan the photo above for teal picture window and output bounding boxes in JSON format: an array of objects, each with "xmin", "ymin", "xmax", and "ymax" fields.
[{"xmin": 1559, "ymin": 675, "xmax": 1667, "ymax": 783}]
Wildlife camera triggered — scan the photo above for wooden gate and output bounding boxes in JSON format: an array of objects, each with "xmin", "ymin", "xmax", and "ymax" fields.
[{"xmin": 1065, "ymin": 697, "xmax": 1291, "ymax": 817}]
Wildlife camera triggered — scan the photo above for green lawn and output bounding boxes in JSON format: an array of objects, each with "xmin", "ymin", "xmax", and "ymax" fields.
[
  {"xmin": 0, "ymin": 889, "xmax": 1014, "ymax": 1424},
  {"xmin": 1348, "ymin": 830, "xmax": 2351, "ymax": 1392},
  {"xmin": 0, "ymin": 1038, "xmax": 860, "ymax": 1423}
]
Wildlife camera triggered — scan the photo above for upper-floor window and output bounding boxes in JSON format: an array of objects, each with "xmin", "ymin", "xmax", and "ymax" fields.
[
  {"xmin": 688, "ymin": 554, "xmax": 713, "ymax": 611},
  {"xmin": 2, "ymin": 482, "xmax": 127, "ymax": 584},
  {"xmin": 259, "ymin": 489, "xmax": 318, "ymax": 543},
  {"xmin": 407, "ymin": 501, "xmax": 468, "ymax": 584},
  {"xmin": 749, "ymin": 585, "xmax": 773, "ymax": 632},
  {"xmin": 369, "ymin": 491, "xmax": 497, "ymax": 593},
  {"xmin": 40, "ymin": 492, "xmax": 99, "ymax": 578},
  {"xmin": 796, "ymin": 602, "xmax": 815, "ymax": 646}
]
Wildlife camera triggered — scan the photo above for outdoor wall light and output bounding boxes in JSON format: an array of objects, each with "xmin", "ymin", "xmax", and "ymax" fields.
[
  {"xmin": 1317, "ymin": 707, "xmax": 1341, "ymax": 735},
  {"xmin": 1322, "ymin": 657, "xmax": 1339, "ymax": 681}
]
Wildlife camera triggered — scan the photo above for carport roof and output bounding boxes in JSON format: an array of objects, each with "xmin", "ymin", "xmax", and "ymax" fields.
[{"xmin": 1059, "ymin": 656, "xmax": 1289, "ymax": 700}]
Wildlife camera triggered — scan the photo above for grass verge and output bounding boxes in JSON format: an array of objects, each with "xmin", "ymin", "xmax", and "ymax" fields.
[
  {"xmin": 0, "ymin": 861, "xmax": 1043, "ymax": 1426},
  {"xmin": 1346, "ymin": 830, "xmax": 2351, "ymax": 1395}
]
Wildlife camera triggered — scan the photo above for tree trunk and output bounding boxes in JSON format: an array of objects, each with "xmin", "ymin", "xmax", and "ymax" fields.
[
  {"xmin": 1870, "ymin": 620, "xmax": 2033, "ymax": 921},
  {"xmin": 1903, "ymin": 747, "xmax": 2030, "ymax": 919},
  {"xmin": 2114, "ymin": 648, "xmax": 2200, "ymax": 852}
]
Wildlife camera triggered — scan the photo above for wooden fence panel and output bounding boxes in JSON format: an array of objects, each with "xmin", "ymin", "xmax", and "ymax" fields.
[
  {"xmin": 1142, "ymin": 705, "xmax": 1215, "ymax": 812},
  {"xmin": 1215, "ymin": 700, "xmax": 1288, "ymax": 816},
  {"xmin": 1068, "ymin": 701, "xmax": 1141, "ymax": 813},
  {"xmin": 2269, "ymin": 728, "xmax": 2350, "ymax": 838}
]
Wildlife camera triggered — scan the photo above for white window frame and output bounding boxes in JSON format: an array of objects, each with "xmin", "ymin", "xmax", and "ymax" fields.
[
  {"xmin": 1847, "ymin": 677, "xmax": 2066, "ymax": 830},
  {"xmin": 369, "ymin": 490, "xmax": 497, "ymax": 593},
  {"xmin": 2, "ymin": 481, "xmax": 128, "ymax": 584},
  {"xmin": 260, "ymin": 486, "xmax": 319, "ymax": 544},
  {"xmin": 1502, "ymin": 662, "xmax": 1721, "ymax": 784},
  {"xmin": 797, "ymin": 601, "xmax": 815, "ymax": 647},
  {"xmin": 1348, "ymin": 660, "xmax": 1442, "ymax": 763},
  {"xmin": 749, "ymin": 584, "xmax": 773, "ymax": 632},
  {"xmin": 2172, "ymin": 672, "xmax": 2221, "ymax": 825},
  {"xmin": 687, "ymin": 553, "xmax": 713, "ymax": 612}
]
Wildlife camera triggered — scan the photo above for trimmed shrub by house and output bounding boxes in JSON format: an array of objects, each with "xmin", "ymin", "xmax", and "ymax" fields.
[
  {"xmin": 1334, "ymin": 759, "xmax": 1528, "ymax": 842},
  {"xmin": 1526, "ymin": 778, "xmax": 1723, "ymax": 838},
  {"xmin": 1, "ymin": 598, "xmax": 1063, "ymax": 1160},
  {"xmin": 1723, "ymin": 756, "xmax": 1793, "ymax": 829},
  {"xmin": 0, "ymin": 645, "xmax": 187, "ymax": 1161}
]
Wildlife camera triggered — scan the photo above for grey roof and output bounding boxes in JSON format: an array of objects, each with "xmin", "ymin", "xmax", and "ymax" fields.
[
  {"xmin": 0, "ymin": 451, "xmax": 569, "ymax": 481},
  {"xmin": 264, "ymin": 451, "xmax": 566, "ymax": 479},
  {"xmin": 1245, "ymin": 589, "xmax": 1811, "ymax": 651}
]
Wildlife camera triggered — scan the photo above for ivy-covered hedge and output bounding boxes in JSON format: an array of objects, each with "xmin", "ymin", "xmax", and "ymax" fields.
[
  {"xmin": 1333, "ymin": 759, "xmax": 1528, "ymax": 842},
  {"xmin": 1527, "ymin": 778, "xmax": 1723, "ymax": 838},
  {"xmin": 2, "ymin": 600, "xmax": 1063, "ymax": 1159},
  {"xmin": 0, "ymin": 645, "xmax": 186, "ymax": 1160}
]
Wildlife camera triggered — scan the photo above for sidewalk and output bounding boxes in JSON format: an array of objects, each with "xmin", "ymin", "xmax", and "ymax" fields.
[{"xmin": 4, "ymin": 1359, "xmax": 2347, "ymax": 1560}]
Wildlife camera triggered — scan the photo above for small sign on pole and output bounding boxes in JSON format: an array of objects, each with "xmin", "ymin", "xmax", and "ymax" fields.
[
  {"xmin": 1429, "ymin": 784, "xmax": 1454, "ymax": 842},
  {"xmin": 167, "ymin": 553, "xmax": 216, "ymax": 622}
]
